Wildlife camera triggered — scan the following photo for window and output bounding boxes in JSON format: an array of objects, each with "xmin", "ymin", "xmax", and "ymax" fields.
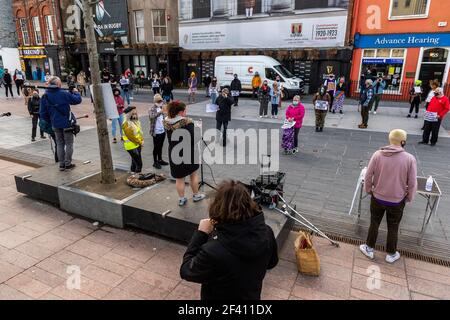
[
  {"xmin": 363, "ymin": 49, "xmax": 376, "ymax": 57},
  {"xmin": 361, "ymin": 49, "xmax": 407, "ymax": 91},
  {"xmin": 265, "ymin": 68, "xmax": 278, "ymax": 81},
  {"xmin": 390, "ymin": 0, "xmax": 429, "ymax": 19},
  {"xmin": 134, "ymin": 10, "xmax": 145, "ymax": 43},
  {"xmin": 19, "ymin": 18, "xmax": 30, "ymax": 45},
  {"xmin": 45, "ymin": 16, "xmax": 55, "ymax": 44},
  {"xmin": 133, "ymin": 55, "xmax": 147, "ymax": 76},
  {"xmin": 32, "ymin": 16, "xmax": 42, "ymax": 44},
  {"xmin": 152, "ymin": 10, "xmax": 167, "ymax": 43}
]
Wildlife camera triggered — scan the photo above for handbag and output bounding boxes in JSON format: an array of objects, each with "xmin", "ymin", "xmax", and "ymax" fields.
[{"xmin": 294, "ymin": 231, "xmax": 320, "ymax": 276}]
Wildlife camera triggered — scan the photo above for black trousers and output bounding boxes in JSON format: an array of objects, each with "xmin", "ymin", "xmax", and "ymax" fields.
[
  {"xmin": 361, "ymin": 105, "xmax": 369, "ymax": 126},
  {"xmin": 233, "ymin": 96, "xmax": 239, "ymax": 106},
  {"xmin": 152, "ymin": 132, "xmax": 166, "ymax": 163},
  {"xmin": 5, "ymin": 84, "xmax": 13, "ymax": 97},
  {"xmin": 409, "ymin": 98, "xmax": 420, "ymax": 114},
  {"xmin": 15, "ymin": 80, "xmax": 24, "ymax": 96},
  {"xmin": 366, "ymin": 197, "xmax": 405, "ymax": 254},
  {"xmin": 216, "ymin": 120, "xmax": 229, "ymax": 146},
  {"xmin": 31, "ymin": 114, "xmax": 44, "ymax": 139},
  {"xmin": 422, "ymin": 120, "xmax": 441, "ymax": 145},
  {"xmin": 252, "ymin": 87, "xmax": 259, "ymax": 99},
  {"xmin": 294, "ymin": 127, "xmax": 300, "ymax": 148},
  {"xmin": 127, "ymin": 147, "xmax": 143, "ymax": 173}
]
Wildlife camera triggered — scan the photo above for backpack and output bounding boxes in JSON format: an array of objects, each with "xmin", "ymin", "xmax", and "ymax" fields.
[{"xmin": 39, "ymin": 118, "xmax": 54, "ymax": 135}]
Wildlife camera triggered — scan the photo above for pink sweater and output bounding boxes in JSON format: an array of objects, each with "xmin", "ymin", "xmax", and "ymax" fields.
[
  {"xmin": 285, "ymin": 103, "xmax": 305, "ymax": 129},
  {"xmin": 364, "ymin": 145, "xmax": 417, "ymax": 203}
]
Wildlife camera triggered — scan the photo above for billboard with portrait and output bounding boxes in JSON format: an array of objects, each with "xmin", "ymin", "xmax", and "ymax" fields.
[{"xmin": 179, "ymin": 0, "xmax": 349, "ymax": 49}]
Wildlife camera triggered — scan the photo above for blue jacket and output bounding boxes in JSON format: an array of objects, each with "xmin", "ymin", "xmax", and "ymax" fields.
[
  {"xmin": 373, "ymin": 80, "xmax": 386, "ymax": 94},
  {"xmin": 40, "ymin": 86, "xmax": 82, "ymax": 129}
]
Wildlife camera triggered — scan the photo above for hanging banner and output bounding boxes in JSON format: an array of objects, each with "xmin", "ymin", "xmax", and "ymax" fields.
[
  {"xmin": 179, "ymin": 15, "xmax": 347, "ymax": 50},
  {"xmin": 178, "ymin": 0, "xmax": 348, "ymax": 50}
]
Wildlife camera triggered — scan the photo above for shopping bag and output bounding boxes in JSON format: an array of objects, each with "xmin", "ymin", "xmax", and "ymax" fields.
[{"xmin": 294, "ymin": 231, "xmax": 320, "ymax": 276}]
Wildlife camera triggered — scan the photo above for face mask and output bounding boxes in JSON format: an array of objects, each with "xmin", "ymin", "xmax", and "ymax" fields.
[{"xmin": 293, "ymin": 100, "xmax": 299, "ymax": 105}]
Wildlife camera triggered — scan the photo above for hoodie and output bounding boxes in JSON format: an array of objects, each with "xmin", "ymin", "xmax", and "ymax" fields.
[
  {"xmin": 180, "ymin": 212, "xmax": 278, "ymax": 300},
  {"xmin": 364, "ymin": 145, "xmax": 417, "ymax": 203}
]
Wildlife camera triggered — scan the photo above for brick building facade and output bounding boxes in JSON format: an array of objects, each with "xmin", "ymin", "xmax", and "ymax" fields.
[{"xmin": 12, "ymin": 0, "xmax": 66, "ymax": 80}]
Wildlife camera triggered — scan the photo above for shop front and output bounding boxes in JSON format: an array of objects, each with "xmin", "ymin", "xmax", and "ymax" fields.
[
  {"xmin": 352, "ymin": 32, "xmax": 450, "ymax": 97},
  {"xmin": 19, "ymin": 46, "xmax": 50, "ymax": 81}
]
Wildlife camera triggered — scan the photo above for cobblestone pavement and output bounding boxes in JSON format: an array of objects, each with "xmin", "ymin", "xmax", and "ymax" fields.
[{"xmin": 1, "ymin": 159, "xmax": 449, "ymax": 300}]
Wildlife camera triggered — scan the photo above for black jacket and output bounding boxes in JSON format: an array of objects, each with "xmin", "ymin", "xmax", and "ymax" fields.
[
  {"xmin": 3, "ymin": 73, "xmax": 12, "ymax": 85},
  {"xmin": 161, "ymin": 81, "xmax": 173, "ymax": 95},
  {"xmin": 230, "ymin": 79, "xmax": 242, "ymax": 91},
  {"xmin": 180, "ymin": 212, "xmax": 279, "ymax": 300},
  {"xmin": 203, "ymin": 76, "xmax": 212, "ymax": 87},
  {"xmin": 215, "ymin": 95, "xmax": 234, "ymax": 122},
  {"xmin": 28, "ymin": 96, "xmax": 41, "ymax": 115}
]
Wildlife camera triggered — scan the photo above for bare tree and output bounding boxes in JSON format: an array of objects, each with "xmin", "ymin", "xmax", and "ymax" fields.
[{"xmin": 82, "ymin": 0, "xmax": 115, "ymax": 184}]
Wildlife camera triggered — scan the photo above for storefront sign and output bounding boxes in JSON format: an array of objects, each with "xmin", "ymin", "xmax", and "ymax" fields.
[
  {"xmin": 19, "ymin": 46, "xmax": 47, "ymax": 59},
  {"xmin": 179, "ymin": 15, "xmax": 347, "ymax": 50},
  {"xmin": 362, "ymin": 58, "xmax": 404, "ymax": 64},
  {"xmin": 355, "ymin": 33, "xmax": 450, "ymax": 48}
]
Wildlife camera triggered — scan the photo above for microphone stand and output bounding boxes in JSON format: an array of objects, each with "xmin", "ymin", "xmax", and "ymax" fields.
[{"xmin": 197, "ymin": 118, "xmax": 216, "ymax": 191}]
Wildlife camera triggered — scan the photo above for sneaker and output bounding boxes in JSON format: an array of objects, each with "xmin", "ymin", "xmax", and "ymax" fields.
[
  {"xmin": 315, "ymin": 127, "xmax": 319, "ymax": 132},
  {"xmin": 340, "ymin": 110, "xmax": 343, "ymax": 114},
  {"xmin": 59, "ymin": 166, "xmax": 66, "ymax": 172},
  {"xmin": 113, "ymin": 138, "xmax": 117, "ymax": 144},
  {"xmin": 320, "ymin": 127, "xmax": 324, "ymax": 132},
  {"xmin": 153, "ymin": 163, "xmax": 162, "ymax": 169},
  {"xmin": 158, "ymin": 160, "xmax": 169, "ymax": 166},
  {"xmin": 385, "ymin": 252, "xmax": 401, "ymax": 264},
  {"xmin": 65, "ymin": 164, "xmax": 76, "ymax": 170},
  {"xmin": 407, "ymin": 114, "xmax": 411, "ymax": 118},
  {"xmin": 179, "ymin": 197, "xmax": 188, "ymax": 206},
  {"xmin": 332, "ymin": 110, "xmax": 335, "ymax": 114},
  {"xmin": 373, "ymin": 111, "xmax": 377, "ymax": 115},
  {"xmin": 418, "ymin": 141, "xmax": 428, "ymax": 145},
  {"xmin": 359, "ymin": 244, "xmax": 374, "ymax": 260},
  {"xmin": 415, "ymin": 114, "xmax": 418, "ymax": 119},
  {"xmin": 40, "ymin": 136, "xmax": 46, "ymax": 139},
  {"xmin": 430, "ymin": 143, "xmax": 436, "ymax": 147},
  {"xmin": 193, "ymin": 193, "xmax": 206, "ymax": 203},
  {"xmin": 260, "ymin": 116, "xmax": 263, "ymax": 118},
  {"xmin": 31, "ymin": 138, "xmax": 36, "ymax": 142}
]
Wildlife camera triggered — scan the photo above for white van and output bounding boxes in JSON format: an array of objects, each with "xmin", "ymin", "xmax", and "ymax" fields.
[{"xmin": 214, "ymin": 55, "xmax": 303, "ymax": 99}]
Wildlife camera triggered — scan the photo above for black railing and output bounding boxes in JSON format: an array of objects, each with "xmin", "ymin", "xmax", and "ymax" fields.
[{"xmin": 347, "ymin": 80, "xmax": 450, "ymax": 103}]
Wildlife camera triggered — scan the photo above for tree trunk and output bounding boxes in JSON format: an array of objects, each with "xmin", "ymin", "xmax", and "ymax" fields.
[{"xmin": 82, "ymin": 0, "xmax": 115, "ymax": 184}]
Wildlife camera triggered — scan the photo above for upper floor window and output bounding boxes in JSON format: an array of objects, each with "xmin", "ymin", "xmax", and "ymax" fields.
[
  {"xmin": 390, "ymin": 0, "xmax": 430, "ymax": 19},
  {"xmin": 19, "ymin": 18, "xmax": 30, "ymax": 46},
  {"xmin": 32, "ymin": 16, "xmax": 42, "ymax": 45},
  {"xmin": 45, "ymin": 15, "xmax": 55, "ymax": 44},
  {"xmin": 152, "ymin": 10, "xmax": 167, "ymax": 43},
  {"xmin": 134, "ymin": 10, "xmax": 145, "ymax": 43}
]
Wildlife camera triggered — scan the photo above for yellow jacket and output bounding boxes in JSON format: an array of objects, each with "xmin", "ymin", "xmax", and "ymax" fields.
[
  {"xmin": 252, "ymin": 75, "xmax": 262, "ymax": 88},
  {"xmin": 122, "ymin": 120, "xmax": 143, "ymax": 151}
]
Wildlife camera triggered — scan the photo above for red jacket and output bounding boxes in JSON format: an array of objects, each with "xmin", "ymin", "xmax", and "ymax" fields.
[
  {"xmin": 114, "ymin": 95, "xmax": 125, "ymax": 115},
  {"xmin": 427, "ymin": 95, "xmax": 450, "ymax": 120}
]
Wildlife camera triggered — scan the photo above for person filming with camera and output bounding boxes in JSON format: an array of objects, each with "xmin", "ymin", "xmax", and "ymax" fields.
[{"xmin": 40, "ymin": 76, "xmax": 82, "ymax": 172}]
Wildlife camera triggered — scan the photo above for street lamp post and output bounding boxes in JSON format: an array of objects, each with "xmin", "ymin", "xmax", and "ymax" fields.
[{"xmin": 82, "ymin": 0, "xmax": 115, "ymax": 184}]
